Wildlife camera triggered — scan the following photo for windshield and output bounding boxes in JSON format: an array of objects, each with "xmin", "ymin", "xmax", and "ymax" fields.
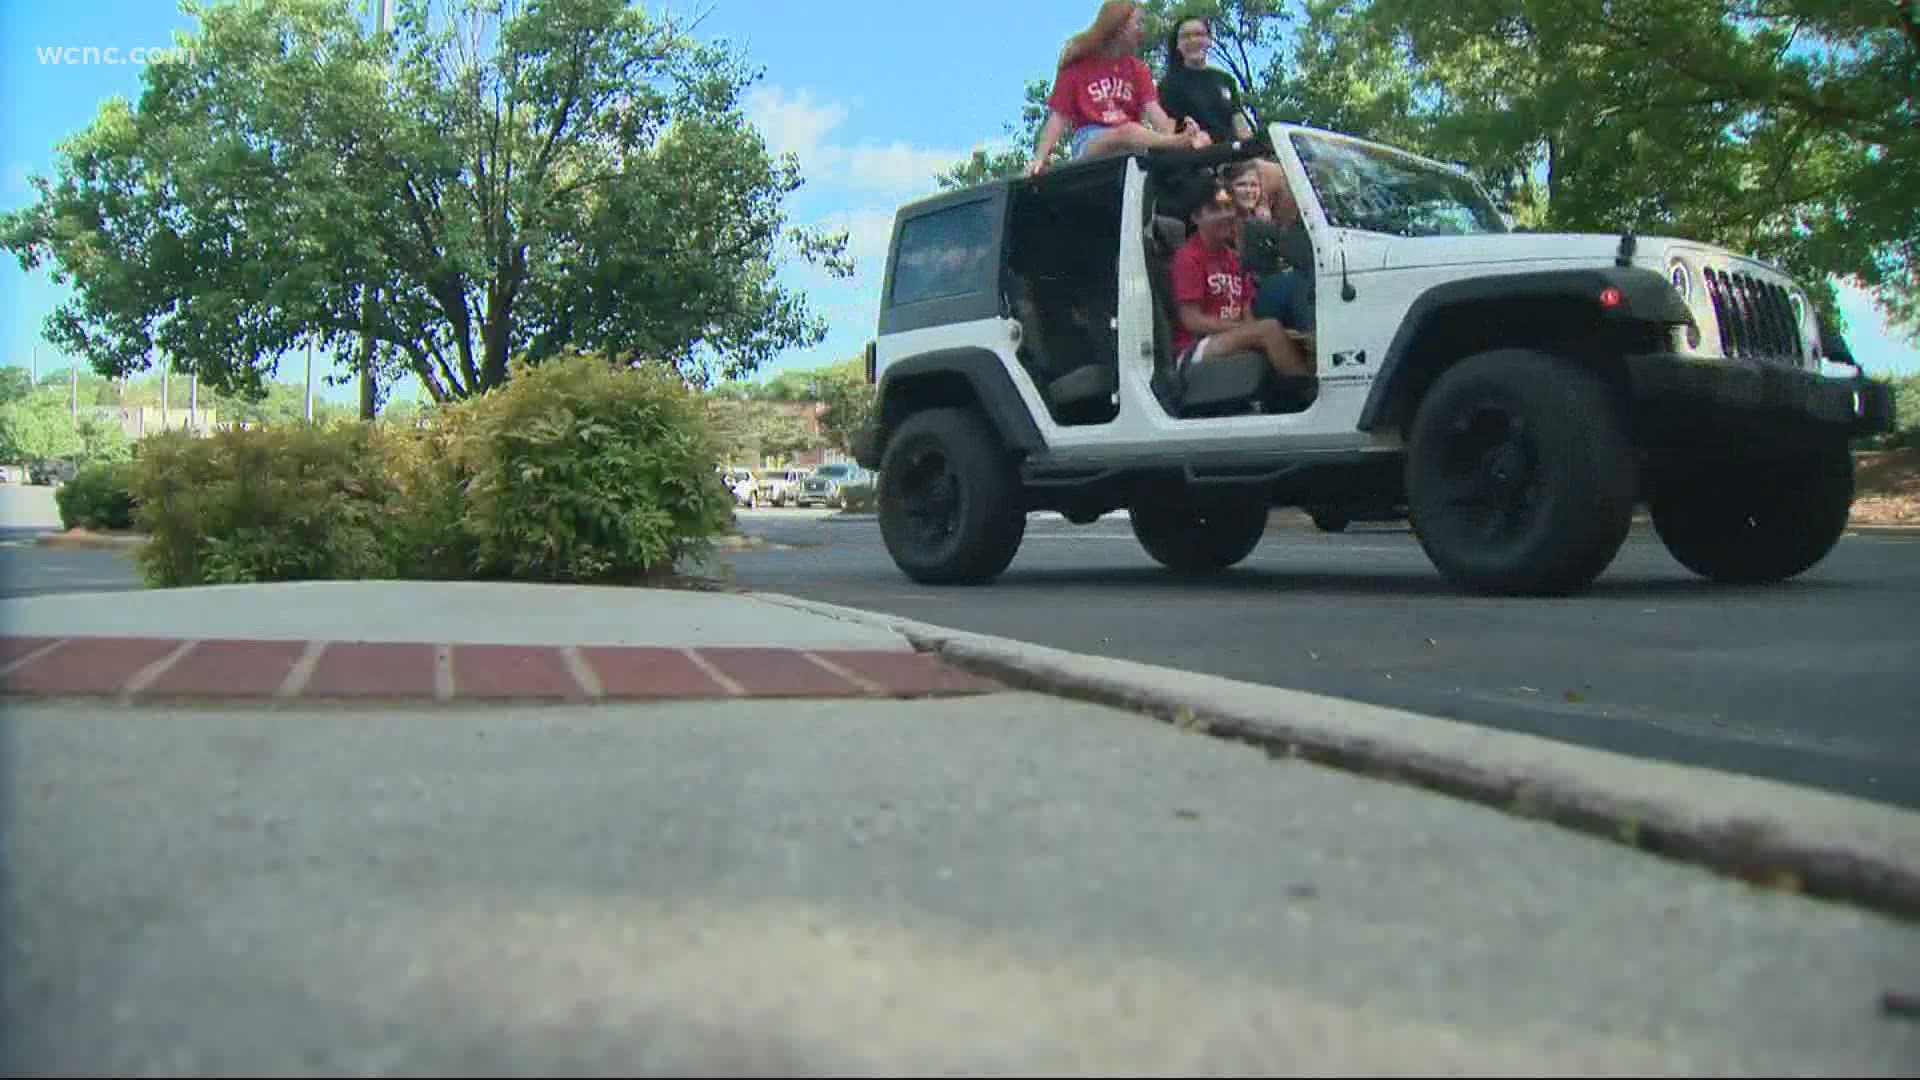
[
  {"xmin": 1290, "ymin": 132, "xmax": 1508, "ymax": 238},
  {"xmin": 814, "ymin": 465, "xmax": 852, "ymax": 478}
]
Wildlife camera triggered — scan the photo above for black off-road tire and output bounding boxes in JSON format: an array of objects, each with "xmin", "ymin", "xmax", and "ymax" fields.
[
  {"xmin": 1130, "ymin": 498, "xmax": 1269, "ymax": 572},
  {"xmin": 1649, "ymin": 438, "xmax": 1854, "ymax": 585},
  {"xmin": 1405, "ymin": 348, "xmax": 1636, "ymax": 596},
  {"xmin": 877, "ymin": 407, "xmax": 1026, "ymax": 585}
]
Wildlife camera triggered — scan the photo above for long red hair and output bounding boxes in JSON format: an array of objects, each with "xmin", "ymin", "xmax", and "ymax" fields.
[{"xmin": 1059, "ymin": 1, "xmax": 1140, "ymax": 68}]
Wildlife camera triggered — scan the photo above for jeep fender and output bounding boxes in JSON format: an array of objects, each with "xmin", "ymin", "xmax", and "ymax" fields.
[
  {"xmin": 853, "ymin": 347, "xmax": 1045, "ymax": 470},
  {"xmin": 1358, "ymin": 267, "xmax": 1693, "ymax": 433}
]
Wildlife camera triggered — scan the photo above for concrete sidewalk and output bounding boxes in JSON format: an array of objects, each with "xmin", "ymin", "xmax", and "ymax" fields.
[
  {"xmin": 3, "ymin": 578, "xmax": 1919, "ymax": 1074},
  {"xmin": 6, "ymin": 694, "xmax": 1919, "ymax": 1076}
]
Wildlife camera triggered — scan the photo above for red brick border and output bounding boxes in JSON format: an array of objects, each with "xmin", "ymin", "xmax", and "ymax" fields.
[{"xmin": 0, "ymin": 636, "xmax": 998, "ymax": 703}]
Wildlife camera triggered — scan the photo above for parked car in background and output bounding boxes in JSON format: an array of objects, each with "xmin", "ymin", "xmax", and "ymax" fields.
[
  {"xmin": 757, "ymin": 466, "xmax": 807, "ymax": 507},
  {"xmin": 29, "ymin": 458, "xmax": 78, "ymax": 487},
  {"xmin": 795, "ymin": 462, "xmax": 869, "ymax": 509}
]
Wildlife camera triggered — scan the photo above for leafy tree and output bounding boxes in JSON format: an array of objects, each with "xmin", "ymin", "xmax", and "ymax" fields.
[
  {"xmin": 0, "ymin": 367, "xmax": 34, "ymax": 405},
  {"xmin": 954, "ymin": 0, "xmax": 1919, "ymax": 340},
  {"xmin": 0, "ymin": 398, "xmax": 85, "ymax": 462},
  {"xmin": 0, "ymin": 0, "xmax": 851, "ymax": 405},
  {"xmin": 811, "ymin": 356, "xmax": 875, "ymax": 454}
]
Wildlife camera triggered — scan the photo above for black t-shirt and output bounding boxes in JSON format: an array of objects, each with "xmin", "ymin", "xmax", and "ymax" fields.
[{"xmin": 1157, "ymin": 65, "xmax": 1244, "ymax": 143}]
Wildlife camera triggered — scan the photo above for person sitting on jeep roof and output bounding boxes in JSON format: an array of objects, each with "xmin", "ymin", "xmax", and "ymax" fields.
[
  {"xmin": 1160, "ymin": 14, "xmax": 1294, "ymax": 221},
  {"xmin": 1171, "ymin": 177, "xmax": 1312, "ymax": 378},
  {"xmin": 1027, "ymin": 1, "xmax": 1210, "ymax": 177},
  {"xmin": 1157, "ymin": 14, "xmax": 1251, "ymax": 145}
]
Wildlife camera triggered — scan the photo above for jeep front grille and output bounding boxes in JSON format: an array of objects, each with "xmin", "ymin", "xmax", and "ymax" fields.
[{"xmin": 1702, "ymin": 267, "xmax": 1804, "ymax": 364}]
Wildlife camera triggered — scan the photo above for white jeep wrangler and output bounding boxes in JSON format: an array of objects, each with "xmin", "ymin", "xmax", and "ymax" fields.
[{"xmin": 851, "ymin": 123, "xmax": 1896, "ymax": 596}]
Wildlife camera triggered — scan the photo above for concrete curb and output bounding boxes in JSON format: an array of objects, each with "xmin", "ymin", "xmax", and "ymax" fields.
[{"xmin": 750, "ymin": 591, "xmax": 1920, "ymax": 924}]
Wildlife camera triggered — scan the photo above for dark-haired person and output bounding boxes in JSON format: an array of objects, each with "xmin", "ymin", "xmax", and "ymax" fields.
[
  {"xmin": 1157, "ymin": 13, "xmax": 1292, "ymax": 219},
  {"xmin": 1157, "ymin": 13, "xmax": 1252, "ymax": 145},
  {"xmin": 1028, "ymin": 1, "xmax": 1210, "ymax": 177},
  {"xmin": 1170, "ymin": 178, "xmax": 1312, "ymax": 379}
]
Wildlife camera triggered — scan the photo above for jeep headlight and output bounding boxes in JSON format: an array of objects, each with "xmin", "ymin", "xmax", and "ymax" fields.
[
  {"xmin": 1666, "ymin": 259, "xmax": 1692, "ymax": 302},
  {"xmin": 1666, "ymin": 259, "xmax": 1704, "ymax": 351}
]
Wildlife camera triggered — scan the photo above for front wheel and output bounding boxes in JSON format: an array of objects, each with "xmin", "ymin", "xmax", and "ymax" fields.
[
  {"xmin": 877, "ymin": 408, "xmax": 1026, "ymax": 585},
  {"xmin": 1130, "ymin": 498, "xmax": 1268, "ymax": 572},
  {"xmin": 1405, "ymin": 349, "xmax": 1636, "ymax": 596},
  {"xmin": 1649, "ymin": 439, "xmax": 1853, "ymax": 585}
]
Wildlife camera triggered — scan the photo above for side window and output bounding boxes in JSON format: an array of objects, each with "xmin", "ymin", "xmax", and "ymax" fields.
[{"xmin": 890, "ymin": 200, "xmax": 994, "ymax": 307}]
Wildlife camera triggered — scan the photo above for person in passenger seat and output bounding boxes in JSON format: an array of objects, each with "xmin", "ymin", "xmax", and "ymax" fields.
[
  {"xmin": 1028, "ymin": 1, "xmax": 1210, "ymax": 177},
  {"xmin": 1225, "ymin": 160, "xmax": 1312, "ymax": 335},
  {"xmin": 1170, "ymin": 178, "xmax": 1313, "ymax": 378}
]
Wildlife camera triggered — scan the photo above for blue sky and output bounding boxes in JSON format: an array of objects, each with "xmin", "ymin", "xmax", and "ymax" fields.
[{"xmin": 2, "ymin": 0, "xmax": 1913, "ymax": 406}]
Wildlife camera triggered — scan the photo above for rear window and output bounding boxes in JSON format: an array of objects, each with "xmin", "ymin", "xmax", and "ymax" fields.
[{"xmin": 890, "ymin": 200, "xmax": 994, "ymax": 307}]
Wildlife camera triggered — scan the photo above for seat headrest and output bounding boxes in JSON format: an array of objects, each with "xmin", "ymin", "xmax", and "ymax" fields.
[{"xmin": 1148, "ymin": 215, "xmax": 1188, "ymax": 254}]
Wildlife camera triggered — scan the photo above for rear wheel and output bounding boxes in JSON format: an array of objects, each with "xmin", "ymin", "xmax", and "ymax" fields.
[
  {"xmin": 1649, "ymin": 438, "xmax": 1853, "ymax": 584},
  {"xmin": 1130, "ymin": 498, "xmax": 1268, "ymax": 572},
  {"xmin": 877, "ymin": 408, "xmax": 1026, "ymax": 585},
  {"xmin": 1406, "ymin": 349, "xmax": 1635, "ymax": 596}
]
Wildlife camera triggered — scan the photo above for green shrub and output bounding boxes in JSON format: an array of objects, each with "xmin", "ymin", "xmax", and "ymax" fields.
[
  {"xmin": 126, "ymin": 424, "xmax": 405, "ymax": 588},
  {"xmin": 53, "ymin": 462, "xmax": 138, "ymax": 531},
  {"xmin": 439, "ymin": 352, "xmax": 733, "ymax": 583},
  {"xmin": 1859, "ymin": 374, "xmax": 1920, "ymax": 451},
  {"xmin": 120, "ymin": 351, "xmax": 730, "ymax": 588}
]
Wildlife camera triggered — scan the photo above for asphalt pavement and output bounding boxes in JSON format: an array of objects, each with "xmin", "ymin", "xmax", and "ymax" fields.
[{"xmin": 720, "ymin": 508, "xmax": 1920, "ymax": 812}]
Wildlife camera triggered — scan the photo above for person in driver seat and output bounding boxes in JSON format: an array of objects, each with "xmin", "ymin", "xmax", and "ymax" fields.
[{"xmin": 1170, "ymin": 177, "xmax": 1313, "ymax": 379}]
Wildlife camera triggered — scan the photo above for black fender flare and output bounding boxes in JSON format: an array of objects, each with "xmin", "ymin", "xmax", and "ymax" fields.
[
  {"xmin": 852, "ymin": 347, "xmax": 1045, "ymax": 470},
  {"xmin": 1357, "ymin": 266, "xmax": 1693, "ymax": 433}
]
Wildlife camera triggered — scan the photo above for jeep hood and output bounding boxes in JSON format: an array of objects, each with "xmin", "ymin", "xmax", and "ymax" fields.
[
  {"xmin": 1372, "ymin": 232, "xmax": 1793, "ymax": 281},
  {"xmin": 1376, "ymin": 233, "xmax": 1647, "ymax": 272}
]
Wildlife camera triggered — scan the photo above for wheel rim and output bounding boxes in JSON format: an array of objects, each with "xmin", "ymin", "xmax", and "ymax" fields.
[
  {"xmin": 895, "ymin": 443, "xmax": 963, "ymax": 551},
  {"xmin": 1429, "ymin": 403, "xmax": 1542, "ymax": 543}
]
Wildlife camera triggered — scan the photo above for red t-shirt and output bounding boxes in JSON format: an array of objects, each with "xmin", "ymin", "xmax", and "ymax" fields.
[
  {"xmin": 1169, "ymin": 234, "xmax": 1253, "ymax": 357},
  {"xmin": 1047, "ymin": 53, "xmax": 1158, "ymax": 130}
]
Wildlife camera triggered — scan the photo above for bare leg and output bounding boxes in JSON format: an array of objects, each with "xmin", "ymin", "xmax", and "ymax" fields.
[
  {"xmin": 1082, "ymin": 121, "xmax": 1208, "ymax": 159},
  {"xmin": 1200, "ymin": 318, "xmax": 1313, "ymax": 377}
]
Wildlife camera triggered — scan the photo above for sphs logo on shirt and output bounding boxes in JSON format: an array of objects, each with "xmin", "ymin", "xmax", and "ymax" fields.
[{"xmin": 1206, "ymin": 271, "xmax": 1245, "ymax": 320}]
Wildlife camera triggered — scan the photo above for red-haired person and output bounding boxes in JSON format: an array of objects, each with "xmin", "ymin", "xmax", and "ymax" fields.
[{"xmin": 1027, "ymin": 1, "xmax": 1210, "ymax": 177}]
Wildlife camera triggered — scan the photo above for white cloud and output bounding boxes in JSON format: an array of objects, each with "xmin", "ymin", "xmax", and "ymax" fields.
[
  {"xmin": 744, "ymin": 86, "xmax": 848, "ymax": 178},
  {"xmin": 745, "ymin": 84, "xmax": 971, "ymax": 196},
  {"xmin": 818, "ymin": 208, "xmax": 896, "ymax": 265},
  {"xmin": 841, "ymin": 142, "xmax": 970, "ymax": 192}
]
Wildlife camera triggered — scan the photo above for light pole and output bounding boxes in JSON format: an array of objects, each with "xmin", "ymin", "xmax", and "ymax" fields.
[{"xmin": 359, "ymin": 0, "xmax": 393, "ymax": 422}]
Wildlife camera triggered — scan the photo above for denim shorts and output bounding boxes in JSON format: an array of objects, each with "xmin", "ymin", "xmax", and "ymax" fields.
[{"xmin": 1069, "ymin": 124, "xmax": 1113, "ymax": 159}]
